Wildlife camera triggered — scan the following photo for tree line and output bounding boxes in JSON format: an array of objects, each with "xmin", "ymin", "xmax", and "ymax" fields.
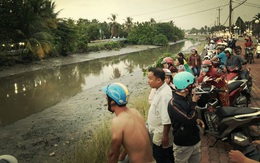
[
  {"xmin": 189, "ymin": 13, "xmax": 260, "ymax": 36},
  {"xmin": 0, "ymin": 0, "xmax": 184, "ymax": 65}
]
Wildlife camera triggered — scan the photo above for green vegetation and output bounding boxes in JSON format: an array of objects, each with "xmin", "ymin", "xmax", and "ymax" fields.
[{"xmin": 0, "ymin": 1, "xmax": 185, "ymax": 66}]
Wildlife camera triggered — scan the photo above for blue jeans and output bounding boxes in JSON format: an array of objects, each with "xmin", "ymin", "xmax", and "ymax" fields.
[{"xmin": 192, "ymin": 66, "xmax": 201, "ymax": 77}]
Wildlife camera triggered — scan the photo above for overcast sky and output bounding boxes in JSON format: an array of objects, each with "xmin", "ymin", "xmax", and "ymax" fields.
[{"xmin": 54, "ymin": 0, "xmax": 260, "ymax": 30}]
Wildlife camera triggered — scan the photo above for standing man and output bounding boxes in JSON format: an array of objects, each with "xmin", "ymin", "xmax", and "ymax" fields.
[
  {"xmin": 147, "ymin": 67, "xmax": 174, "ymax": 163},
  {"xmin": 167, "ymin": 71, "xmax": 205, "ymax": 163},
  {"xmin": 102, "ymin": 82, "xmax": 154, "ymax": 163}
]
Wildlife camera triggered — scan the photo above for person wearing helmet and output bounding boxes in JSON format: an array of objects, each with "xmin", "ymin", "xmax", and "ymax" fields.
[
  {"xmin": 188, "ymin": 48, "xmax": 202, "ymax": 77},
  {"xmin": 161, "ymin": 57, "xmax": 178, "ymax": 74},
  {"xmin": 102, "ymin": 82, "xmax": 154, "ymax": 163},
  {"xmin": 167, "ymin": 71, "xmax": 204, "ymax": 163},
  {"xmin": 163, "ymin": 68, "xmax": 175, "ymax": 90},
  {"xmin": 209, "ymin": 40, "xmax": 216, "ymax": 50},
  {"xmin": 147, "ymin": 67, "xmax": 174, "ymax": 163},
  {"xmin": 210, "ymin": 45, "xmax": 227, "ymax": 68},
  {"xmin": 198, "ymin": 60, "xmax": 230, "ymax": 106},
  {"xmin": 0, "ymin": 155, "xmax": 18, "ymax": 163},
  {"xmin": 225, "ymin": 47, "xmax": 247, "ymax": 74}
]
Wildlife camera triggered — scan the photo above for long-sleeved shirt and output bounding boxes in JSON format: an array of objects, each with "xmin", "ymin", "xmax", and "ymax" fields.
[
  {"xmin": 167, "ymin": 92, "xmax": 200, "ymax": 146},
  {"xmin": 197, "ymin": 67, "xmax": 227, "ymax": 88},
  {"xmin": 188, "ymin": 54, "xmax": 202, "ymax": 67},
  {"xmin": 226, "ymin": 55, "xmax": 247, "ymax": 71}
]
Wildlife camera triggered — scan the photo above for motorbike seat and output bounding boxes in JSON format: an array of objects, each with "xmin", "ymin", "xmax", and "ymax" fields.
[
  {"xmin": 228, "ymin": 81, "xmax": 243, "ymax": 93},
  {"xmin": 217, "ymin": 106, "xmax": 256, "ymax": 118}
]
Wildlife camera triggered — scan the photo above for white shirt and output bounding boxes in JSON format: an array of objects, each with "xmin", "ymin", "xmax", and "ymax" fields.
[{"xmin": 147, "ymin": 82, "xmax": 173, "ymax": 146}]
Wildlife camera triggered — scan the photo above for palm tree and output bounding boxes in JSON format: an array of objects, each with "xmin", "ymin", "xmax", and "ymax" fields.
[
  {"xmin": 124, "ymin": 17, "xmax": 133, "ymax": 33},
  {"xmin": 149, "ymin": 18, "xmax": 156, "ymax": 26},
  {"xmin": 253, "ymin": 13, "xmax": 260, "ymax": 21},
  {"xmin": 108, "ymin": 14, "xmax": 118, "ymax": 38},
  {"xmin": 16, "ymin": 0, "xmax": 58, "ymax": 59}
]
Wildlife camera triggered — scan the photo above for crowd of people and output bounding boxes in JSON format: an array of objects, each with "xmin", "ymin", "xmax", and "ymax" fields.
[{"xmin": 102, "ymin": 36, "xmax": 259, "ymax": 163}]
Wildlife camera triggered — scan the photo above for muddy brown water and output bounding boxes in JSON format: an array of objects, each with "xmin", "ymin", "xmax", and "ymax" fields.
[{"xmin": 0, "ymin": 40, "xmax": 199, "ymax": 127}]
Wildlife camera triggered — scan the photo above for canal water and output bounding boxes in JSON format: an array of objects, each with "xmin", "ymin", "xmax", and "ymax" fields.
[{"xmin": 0, "ymin": 40, "xmax": 199, "ymax": 126}]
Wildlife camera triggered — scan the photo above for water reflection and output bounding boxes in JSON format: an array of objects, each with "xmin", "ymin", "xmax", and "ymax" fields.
[{"xmin": 0, "ymin": 40, "xmax": 198, "ymax": 126}]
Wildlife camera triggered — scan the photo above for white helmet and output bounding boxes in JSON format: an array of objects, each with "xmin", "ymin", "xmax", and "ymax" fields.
[{"xmin": 224, "ymin": 47, "xmax": 232, "ymax": 54}]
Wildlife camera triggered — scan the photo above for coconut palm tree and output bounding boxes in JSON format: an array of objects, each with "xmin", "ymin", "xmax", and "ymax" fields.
[
  {"xmin": 124, "ymin": 17, "xmax": 133, "ymax": 33},
  {"xmin": 149, "ymin": 18, "xmax": 156, "ymax": 26},
  {"xmin": 16, "ymin": 0, "xmax": 58, "ymax": 59},
  {"xmin": 253, "ymin": 13, "xmax": 260, "ymax": 21},
  {"xmin": 108, "ymin": 14, "xmax": 118, "ymax": 38}
]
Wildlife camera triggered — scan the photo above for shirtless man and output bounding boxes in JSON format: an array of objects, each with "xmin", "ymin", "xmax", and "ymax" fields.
[{"xmin": 102, "ymin": 82, "xmax": 154, "ymax": 163}]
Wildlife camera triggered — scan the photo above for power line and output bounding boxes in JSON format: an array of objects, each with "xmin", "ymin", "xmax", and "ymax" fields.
[
  {"xmin": 157, "ymin": 4, "xmax": 228, "ymax": 21},
  {"xmin": 233, "ymin": 1, "xmax": 260, "ymax": 8},
  {"xmin": 129, "ymin": 0, "xmax": 205, "ymax": 17},
  {"xmin": 234, "ymin": 0, "xmax": 260, "ymax": 7}
]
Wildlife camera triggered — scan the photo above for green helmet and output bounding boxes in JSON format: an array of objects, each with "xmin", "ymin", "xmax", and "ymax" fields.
[{"xmin": 173, "ymin": 71, "xmax": 195, "ymax": 90}]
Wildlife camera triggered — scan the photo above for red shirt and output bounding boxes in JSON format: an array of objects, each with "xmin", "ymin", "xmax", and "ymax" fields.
[
  {"xmin": 245, "ymin": 41, "xmax": 252, "ymax": 47},
  {"xmin": 198, "ymin": 67, "xmax": 227, "ymax": 88}
]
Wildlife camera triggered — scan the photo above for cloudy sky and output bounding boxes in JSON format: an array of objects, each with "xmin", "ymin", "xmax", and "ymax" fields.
[{"xmin": 54, "ymin": 0, "xmax": 260, "ymax": 30}]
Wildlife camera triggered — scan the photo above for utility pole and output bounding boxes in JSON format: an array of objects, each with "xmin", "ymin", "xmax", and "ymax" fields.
[
  {"xmin": 217, "ymin": 7, "xmax": 222, "ymax": 32},
  {"xmin": 229, "ymin": 0, "xmax": 232, "ymax": 33},
  {"xmin": 229, "ymin": 0, "xmax": 247, "ymax": 33},
  {"xmin": 217, "ymin": 8, "xmax": 222, "ymax": 26}
]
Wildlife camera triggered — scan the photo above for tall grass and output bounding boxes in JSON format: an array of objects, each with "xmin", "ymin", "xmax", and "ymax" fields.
[
  {"xmin": 66, "ymin": 89, "xmax": 151, "ymax": 163},
  {"xmin": 66, "ymin": 122, "xmax": 112, "ymax": 163}
]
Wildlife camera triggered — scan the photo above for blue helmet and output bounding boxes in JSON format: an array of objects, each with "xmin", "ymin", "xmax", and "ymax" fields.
[
  {"xmin": 173, "ymin": 71, "xmax": 195, "ymax": 90},
  {"xmin": 102, "ymin": 82, "xmax": 129, "ymax": 105}
]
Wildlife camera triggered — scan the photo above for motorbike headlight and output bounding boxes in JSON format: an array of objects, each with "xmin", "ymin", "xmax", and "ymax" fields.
[{"xmin": 232, "ymin": 132, "xmax": 250, "ymax": 147}]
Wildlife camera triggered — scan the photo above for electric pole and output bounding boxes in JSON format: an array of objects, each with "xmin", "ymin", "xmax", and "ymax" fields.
[
  {"xmin": 217, "ymin": 7, "xmax": 222, "ymax": 31},
  {"xmin": 229, "ymin": 0, "xmax": 232, "ymax": 33}
]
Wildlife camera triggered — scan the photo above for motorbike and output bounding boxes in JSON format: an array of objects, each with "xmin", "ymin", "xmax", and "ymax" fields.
[
  {"xmin": 203, "ymin": 49, "xmax": 217, "ymax": 60},
  {"xmin": 245, "ymin": 47, "xmax": 254, "ymax": 64},
  {"xmin": 256, "ymin": 43, "xmax": 260, "ymax": 58},
  {"xmin": 226, "ymin": 67, "xmax": 253, "ymax": 95},
  {"xmin": 199, "ymin": 76, "xmax": 250, "ymax": 107},
  {"xmin": 195, "ymin": 84, "xmax": 260, "ymax": 161}
]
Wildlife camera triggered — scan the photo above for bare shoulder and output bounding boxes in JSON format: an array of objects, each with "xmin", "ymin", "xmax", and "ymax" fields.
[{"xmin": 128, "ymin": 108, "xmax": 142, "ymax": 116}]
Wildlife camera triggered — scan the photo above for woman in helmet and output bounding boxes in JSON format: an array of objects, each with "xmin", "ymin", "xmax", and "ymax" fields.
[
  {"xmin": 102, "ymin": 82, "xmax": 154, "ymax": 163},
  {"xmin": 187, "ymin": 47, "xmax": 202, "ymax": 77},
  {"xmin": 167, "ymin": 71, "xmax": 204, "ymax": 163},
  {"xmin": 161, "ymin": 57, "xmax": 178, "ymax": 74},
  {"xmin": 163, "ymin": 68, "xmax": 175, "ymax": 90},
  {"xmin": 197, "ymin": 60, "xmax": 230, "ymax": 106}
]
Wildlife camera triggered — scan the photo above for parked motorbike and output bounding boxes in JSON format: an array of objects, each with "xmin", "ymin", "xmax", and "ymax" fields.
[
  {"xmin": 195, "ymin": 84, "xmax": 260, "ymax": 161},
  {"xmin": 256, "ymin": 43, "xmax": 260, "ymax": 58},
  {"xmin": 226, "ymin": 67, "xmax": 253, "ymax": 94},
  {"xmin": 203, "ymin": 50, "xmax": 217, "ymax": 60},
  {"xmin": 245, "ymin": 47, "xmax": 254, "ymax": 64},
  {"xmin": 199, "ymin": 76, "xmax": 250, "ymax": 107}
]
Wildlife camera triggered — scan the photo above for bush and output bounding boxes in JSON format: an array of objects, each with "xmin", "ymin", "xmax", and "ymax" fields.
[
  {"xmin": 87, "ymin": 41, "xmax": 122, "ymax": 52},
  {"xmin": 153, "ymin": 34, "xmax": 169, "ymax": 46}
]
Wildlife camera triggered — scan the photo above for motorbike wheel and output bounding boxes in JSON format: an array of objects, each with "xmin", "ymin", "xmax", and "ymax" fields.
[{"xmin": 249, "ymin": 54, "xmax": 253, "ymax": 64}]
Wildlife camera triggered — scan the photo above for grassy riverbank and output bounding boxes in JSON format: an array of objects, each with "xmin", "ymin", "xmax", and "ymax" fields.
[{"xmin": 66, "ymin": 43, "xmax": 206, "ymax": 163}]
